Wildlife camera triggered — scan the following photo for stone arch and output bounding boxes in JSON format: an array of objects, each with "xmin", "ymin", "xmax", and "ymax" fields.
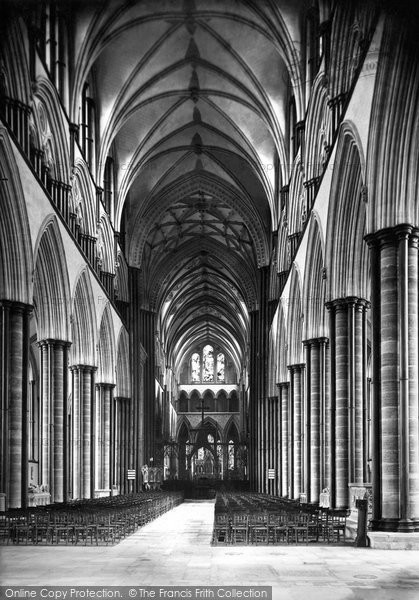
[
  {"xmin": 71, "ymin": 269, "xmax": 97, "ymax": 366},
  {"xmin": 215, "ymin": 389, "xmax": 227, "ymax": 412},
  {"xmin": 201, "ymin": 389, "xmax": 214, "ymax": 412},
  {"xmin": 115, "ymin": 252, "xmax": 129, "ymax": 303},
  {"xmin": 304, "ymin": 73, "xmax": 331, "ymax": 180},
  {"xmin": 115, "ymin": 327, "xmax": 130, "ymax": 398},
  {"xmin": 326, "ymin": 123, "xmax": 369, "ymax": 301},
  {"xmin": 0, "ymin": 18, "xmax": 31, "ymax": 105},
  {"xmin": 366, "ymin": 15, "xmax": 419, "ymax": 231},
  {"xmin": 97, "ymin": 303, "xmax": 116, "ymax": 384},
  {"xmin": 225, "ymin": 419, "xmax": 240, "ymax": 444},
  {"xmin": 0, "ymin": 128, "xmax": 33, "ymax": 304},
  {"xmin": 277, "ymin": 215, "xmax": 290, "ymax": 274},
  {"xmin": 129, "ymin": 172, "xmax": 270, "ymax": 269},
  {"xmin": 303, "ymin": 214, "xmax": 327, "ymax": 340},
  {"xmin": 178, "ymin": 390, "xmax": 189, "ymax": 412},
  {"xmin": 189, "ymin": 388, "xmax": 201, "ymax": 412},
  {"xmin": 288, "ymin": 154, "xmax": 305, "ymax": 235},
  {"xmin": 32, "ymin": 77, "xmax": 70, "ymax": 183},
  {"xmin": 72, "ymin": 158, "xmax": 96, "ymax": 236},
  {"xmin": 328, "ymin": 2, "xmax": 377, "ymax": 101},
  {"xmin": 33, "ymin": 216, "xmax": 71, "ymax": 341},
  {"xmin": 286, "ymin": 265, "xmax": 303, "ymax": 365},
  {"xmin": 97, "ymin": 214, "xmax": 114, "ymax": 273},
  {"xmin": 267, "ymin": 330, "xmax": 277, "ymax": 396},
  {"xmin": 276, "ymin": 302, "xmax": 288, "ymax": 383},
  {"xmin": 177, "ymin": 419, "xmax": 191, "ymax": 442},
  {"xmin": 229, "ymin": 389, "xmax": 239, "ymax": 412}
]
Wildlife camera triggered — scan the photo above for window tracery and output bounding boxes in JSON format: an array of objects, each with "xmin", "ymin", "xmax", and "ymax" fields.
[{"xmin": 189, "ymin": 345, "xmax": 225, "ymax": 383}]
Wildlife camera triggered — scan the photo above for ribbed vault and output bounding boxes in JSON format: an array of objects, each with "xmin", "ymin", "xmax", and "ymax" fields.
[{"xmin": 71, "ymin": 0, "xmax": 306, "ymax": 383}]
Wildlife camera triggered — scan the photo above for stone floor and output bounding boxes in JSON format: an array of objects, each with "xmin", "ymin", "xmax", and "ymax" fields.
[{"xmin": 1, "ymin": 500, "xmax": 419, "ymax": 600}]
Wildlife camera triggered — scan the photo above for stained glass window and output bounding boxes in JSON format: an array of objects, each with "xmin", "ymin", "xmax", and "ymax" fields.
[
  {"xmin": 202, "ymin": 345, "xmax": 214, "ymax": 382},
  {"xmin": 216, "ymin": 353, "xmax": 225, "ymax": 383},
  {"xmin": 228, "ymin": 440, "xmax": 235, "ymax": 470},
  {"xmin": 191, "ymin": 352, "xmax": 200, "ymax": 382}
]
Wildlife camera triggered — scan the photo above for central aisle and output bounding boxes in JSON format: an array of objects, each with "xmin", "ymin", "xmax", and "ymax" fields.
[{"xmin": 1, "ymin": 500, "xmax": 419, "ymax": 599}]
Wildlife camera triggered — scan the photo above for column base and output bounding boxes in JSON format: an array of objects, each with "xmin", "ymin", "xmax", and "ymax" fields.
[
  {"xmin": 94, "ymin": 489, "xmax": 111, "ymax": 498},
  {"xmin": 371, "ymin": 518, "xmax": 419, "ymax": 533},
  {"xmin": 368, "ymin": 531, "xmax": 419, "ymax": 549}
]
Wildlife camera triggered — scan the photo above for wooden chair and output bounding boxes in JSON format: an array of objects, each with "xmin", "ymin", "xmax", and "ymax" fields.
[
  {"xmin": 249, "ymin": 512, "xmax": 269, "ymax": 544},
  {"xmin": 212, "ymin": 512, "xmax": 230, "ymax": 544},
  {"xmin": 230, "ymin": 512, "xmax": 249, "ymax": 544},
  {"xmin": 267, "ymin": 512, "xmax": 289, "ymax": 544},
  {"xmin": 288, "ymin": 511, "xmax": 309, "ymax": 544}
]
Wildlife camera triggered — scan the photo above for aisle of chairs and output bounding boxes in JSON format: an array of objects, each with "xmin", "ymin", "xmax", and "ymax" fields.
[
  {"xmin": 0, "ymin": 491, "xmax": 184, "ymax": 546},
  {"xmin": 212, "ymin": 492, "xmax": 349, "ymax": 546}
]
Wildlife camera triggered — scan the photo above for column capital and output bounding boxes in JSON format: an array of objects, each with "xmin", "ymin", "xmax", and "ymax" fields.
[
  {"xmin": 276, "ymin": 381, "xmax": 289, "ymax": 390},
  {"xmin": 0, "ymin": 300, "xmax": 33, "ymax": 314},
  {"xmin": 95, "ymin": 382, "xmax": 116, "ymax": 390},
  {"xmin": 69, "ymin": 364, "xmax": 97, "ymax": 373},
  {"xmin": 287, "ymin": 363, "xmax": 305, "ymax": 374},
  {"xmin": 37, "ymin": 338, "xmax": 71, "ymax": 349},
  {"xmin": 326, "ymin": 297, "xmax": 370, "ymax": 312},
  {"xmin": 303, "ymin": 336, "xmax": 329, "ymax": 347},
  {"xmin": 365, "ymin": 224, "xmax": 419, "ymax": 248}
]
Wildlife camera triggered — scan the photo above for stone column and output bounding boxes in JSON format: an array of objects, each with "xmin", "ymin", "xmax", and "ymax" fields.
[
  {"xmin": 269, "ymin": 396, "xmax": 279, "ymax": 496},
  {"xmin": 326, "ymin": 298, "xmax": 369, "ymax": 509},
  {"xmin": 129, "ymin": 267, "xmax": 155, "ymax": 471},
  {"xmin": 39, "ymin": 339, "xmax": 70, "ymax": 503},
  {"xmin": 95, "ymin": 383, "xmax": 114, "ymax": 493},
  {"xmin": 366, "ymin": 225, "xmax": 419, "ymax": 531},
  {"xmin": 288, "ymin": 364, "xmax": 305, "ymax": 499},
  {"xmin": 303, "ymin": 338, "xmax": 328, "ymax": 504},
  {"xmin": 0, "ymin": 301, "xmax": 32, "ymax": 509},
  {"xmin": 278, "ymin": 382, "xmax": 289, "ymax": 497},
  {"xmin": 70, "ymin": 365, "xmax": 96, "ymax": 499}
]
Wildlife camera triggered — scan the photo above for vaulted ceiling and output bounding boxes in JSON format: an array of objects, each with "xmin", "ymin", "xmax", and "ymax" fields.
[{"xmin": 72, "ymin": 0, "xmax": 305, "ymax": 379}]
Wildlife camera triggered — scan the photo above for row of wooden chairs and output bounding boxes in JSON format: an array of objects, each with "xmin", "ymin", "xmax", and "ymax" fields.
[
  {"xmin": 0, "ymin": 491, "xmax": 184, "ymax": 546},
  {"xmin": 212, "ymin": 492, "xmax": 349, "ymax": 546}
]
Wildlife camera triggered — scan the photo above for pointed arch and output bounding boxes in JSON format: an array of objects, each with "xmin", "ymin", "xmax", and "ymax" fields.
[
  {"xmin": 115, "ymin": 251, "xmax": 129, "ymax": 302},
  {"xmin": 229, "ymin": 389, "xmax": 239, "ymax": 412},
  {"xmin": 176, "ymin": 419, "xmax": 191, "ymax": 442},
  {"xmin": 286, "ymin": 265, "xmax": 303, "ymax": 365},
  {"xmin": 304, "ymin": 72, "xmax": 331, "ymax": 180},
  {"xmin": 178, "ymin": 390, "xmax": 189, "ymax": 412},
  {"xmin": 97, "ymin": 214, "xmax": 114, "ymax": 273},
  {"xmin": 367, "ymin": 15, "xmax": 419, "ymax": 231},
  {"xmin": 0, "ymin": 128, "xmax": 33, "ymax": 304},
  {"xmin": 225, "ymin": 418, "xmax": 240, "ymax": 443},
  {"xmin": 215, "ymin": 389, "xmax": 227, "ymax": 412},
  {"xmin": 32, "ymin": 77, "xmax": 70, "ymax": 183},
  {"xmin": 33, "ymin": 216, "xmax": 71, "ymax": 341},
  {"xmin": 303, "ymin": 214, "xmax": 326, "ymax": 340},
  {"xmin": 97, "ymin": 303, "xmax": 116, "ymax": 384},
  {"xmin": 202, "ymin": 388, "xmax": 215, "ymax": 412},
  {"xmin": 72, "ymin": 158, "xmax": 96, "ymax": 236},
  {"xmin": 277, "ymin": 216, "xmax": 290, "ymax": 274},
  {"xmin": 326, "ymin": 122, "xmax": 369, "ymax": 300},
  {"xmin": 71, "ymin": 269, "xmax": 97, "ymax": 366},
  {"xmin": 276, "ymin": 301, "xmax": 288, "ymax": 383},
  {"xmin": 267, "ymin": 330, "xmax": 277, "ymax": 396},
  {"xmin": 0, "ymin": 18, "xmax": 31, "ymax": 105},
  {"xmin": 288, "ymin": 154, "xmax": 306, "ymax": 235},
  {"xmin": 116, "ymin": 327, "xmax": 130, "ymax": 397}
]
